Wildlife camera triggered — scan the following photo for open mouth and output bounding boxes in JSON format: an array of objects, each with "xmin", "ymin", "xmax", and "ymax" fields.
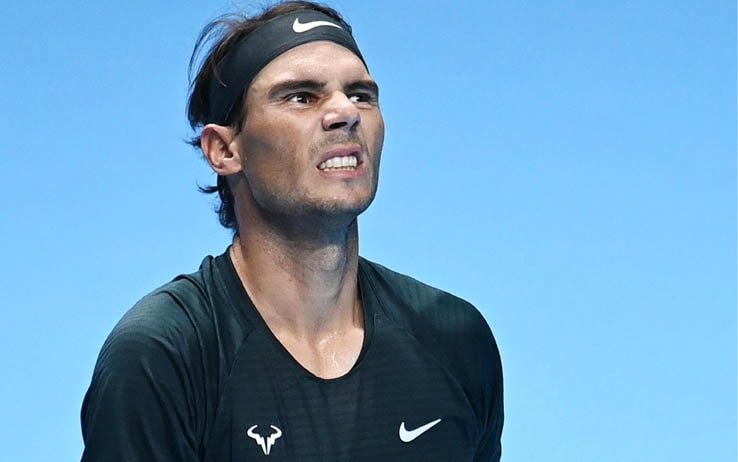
[{"xmin": 318, "ymin": 155, "xmax": 359, "ymax": 171}]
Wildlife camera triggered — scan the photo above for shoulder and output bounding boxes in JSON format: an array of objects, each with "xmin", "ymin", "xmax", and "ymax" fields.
[
  {"xmin": 82, "ymin": 257, "xmax": 226, "ymax": 425},
  {"xmin": 91, "ymin": 252, "xmax": 245, "ymax": 390},
  {"xmin": 81, "ymin": 260, "xmax": 226, "ymax": 459},
  {"xmin": 359, "ymin": 257, "xmax": 495, "ymax": 346},
  {"xmin": 101, "ymin": 252, "xmax": 242, "ymax": 355},
  {"xmin": 89, "ymin": 269, "xmax": 214, "ymax": 390},
  {"xmin": 359, "ymin": 257, "xmax": 503, "ymax": 434},
  {"xmin": 358, "ymin": 257, "xmax": 501, "ymax": 391},
  {"xmin": 105, "ymin": 278, "xmax": 207, "ymax": 353}
]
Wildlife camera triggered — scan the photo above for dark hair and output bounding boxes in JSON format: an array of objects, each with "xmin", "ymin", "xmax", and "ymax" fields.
[{"xmin": 186, "ymin": 1, "xmax": 350, "ymax": 230}]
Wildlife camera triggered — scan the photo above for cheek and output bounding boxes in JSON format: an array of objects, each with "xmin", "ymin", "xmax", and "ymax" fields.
[
  {"xmin": 241, "ymin": 130, "xmax": 305, "ymax": 185},
  {"xmin": 367, "ymin": 115, "xmax": 385, "ymax": 160},
  {"xmin": 241, "ymin": 113, "xmax": 310, "ymax": 164},
  {"xmin": 376, "ymin": 118, "xmax": 385, "ymax": 151}
]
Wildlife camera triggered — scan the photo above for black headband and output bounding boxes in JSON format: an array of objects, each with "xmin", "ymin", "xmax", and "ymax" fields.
[{"xmin": 207, "ymin": 10, "xmax": 366, "ymax": 125}]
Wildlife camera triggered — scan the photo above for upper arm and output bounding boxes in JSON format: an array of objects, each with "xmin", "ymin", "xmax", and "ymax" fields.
[
  {"xmin": 474, "ymin": 335, "xmax": 504, "ymax": 461},
  {"xmin": 81, "ymin": 296, "xmax": 203, "ymax": 461}
]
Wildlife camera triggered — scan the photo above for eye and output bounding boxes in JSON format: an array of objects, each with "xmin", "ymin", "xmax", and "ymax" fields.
[
  {"xmin": 287, "ymin": 93, "xmax": 316, "ymax": 104},
  {"xmin": 349, "ymin": 91, "xmax": 378, "ymax": 105}
]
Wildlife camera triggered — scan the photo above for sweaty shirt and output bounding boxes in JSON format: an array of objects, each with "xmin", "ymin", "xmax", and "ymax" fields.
[{"xmin": 81, "ymin": 249, "xmax": 503, "ymax": 461}]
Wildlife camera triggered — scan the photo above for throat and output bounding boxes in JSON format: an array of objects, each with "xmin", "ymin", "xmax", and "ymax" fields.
[
  {"xmin": 228, "ymin": 234, "xmax": 365, "ymax": 379},
  {"xmin": 275, "ymin": 322, "xmax": 365, "ymax": 379}
]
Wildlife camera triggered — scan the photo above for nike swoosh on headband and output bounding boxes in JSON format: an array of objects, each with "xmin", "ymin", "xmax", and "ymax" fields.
[{"xmin": 292, "ymin": 18, "xmax": 342, "ymax": 33}]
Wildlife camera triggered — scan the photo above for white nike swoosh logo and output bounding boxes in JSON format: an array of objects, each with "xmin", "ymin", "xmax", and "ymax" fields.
[
  {"xmin": 292, "ymin": 18, "xmax": 342, "ymax": 33},
  {"xmin": 399, "ymin": 418, "xmax": 442, "ymax": 443}
]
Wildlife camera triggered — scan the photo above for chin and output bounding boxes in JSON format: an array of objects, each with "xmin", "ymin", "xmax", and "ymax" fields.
[
  {"xmin": 319, "ymin": 202, "xmax": 372, "ymax": 219},
  {"xmin": 311, "ymin": 194, "xmax": 376, "ymax": 219}
]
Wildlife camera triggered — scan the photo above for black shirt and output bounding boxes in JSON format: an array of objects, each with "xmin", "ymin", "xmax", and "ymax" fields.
[{"xmin": 81, "ymin": 250, "xmax": 503, "ymax": 461}]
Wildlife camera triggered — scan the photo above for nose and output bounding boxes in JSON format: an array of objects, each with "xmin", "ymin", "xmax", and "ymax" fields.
[{"xmin": 322, "ymin": 91, "xmax": 361, "ymax": 131}]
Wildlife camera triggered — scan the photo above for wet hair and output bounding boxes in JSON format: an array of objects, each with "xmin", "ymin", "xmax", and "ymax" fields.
[{"xmin": 186, "ymin": 1, "xmax": 352, "ymax": 231}]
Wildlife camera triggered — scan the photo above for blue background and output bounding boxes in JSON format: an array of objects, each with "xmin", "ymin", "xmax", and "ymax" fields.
[{"xmin": 1, "ymin": 1, "xmax": 735, "ymax": 460}]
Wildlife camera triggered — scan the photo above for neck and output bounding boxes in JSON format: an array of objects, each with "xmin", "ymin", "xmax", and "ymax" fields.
[{"xmin": 230, "ymin": 217, "xmax": 362, "ymax": 337}]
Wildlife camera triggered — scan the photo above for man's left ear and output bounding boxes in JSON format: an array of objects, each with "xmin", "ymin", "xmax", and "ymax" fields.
[{"xmin": 200, "ymin": 124, "xmax": 243, "ymax": 175}]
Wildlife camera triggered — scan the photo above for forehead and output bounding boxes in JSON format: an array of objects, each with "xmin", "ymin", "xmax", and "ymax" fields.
[{"xmin": 248, "ymin": 41, "xmax": 372, "ymax": 91}]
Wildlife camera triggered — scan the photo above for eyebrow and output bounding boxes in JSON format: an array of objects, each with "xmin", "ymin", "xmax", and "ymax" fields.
[
  {"xmin": 267, "ymin": 78, "xmax": 380, "ymax": 99},
  {"xmin": 346, "ymin": 80, "xmax": 380, "ymax": 97},
  {"xmin": 267, "ymin": 79, "xmax": 325, "ymax": 100}
]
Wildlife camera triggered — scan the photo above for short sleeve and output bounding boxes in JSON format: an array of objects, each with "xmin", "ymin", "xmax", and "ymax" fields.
[
  {"xmin": 473, "ymin": 338, "xmax": 504, "ymax": 461},
  {"xmin": 81, "ymin": 293, "xmax": 202, "ymax": 461}
]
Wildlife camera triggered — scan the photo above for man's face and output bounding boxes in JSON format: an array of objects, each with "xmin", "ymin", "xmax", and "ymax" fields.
[{"xmin": 234, "ymin": 41, "xmax": 384, "ymax": 225}]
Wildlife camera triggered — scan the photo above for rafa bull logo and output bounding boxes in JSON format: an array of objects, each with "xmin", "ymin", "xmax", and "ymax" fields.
[{"xmin": 247, "ymin": 425, "xmax": 283, "ymax": 455}]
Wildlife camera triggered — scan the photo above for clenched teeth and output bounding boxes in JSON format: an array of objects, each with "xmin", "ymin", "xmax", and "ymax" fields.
[{"xmin": 318, "ymin": 155, "xmax": 358, "ymax": 171}]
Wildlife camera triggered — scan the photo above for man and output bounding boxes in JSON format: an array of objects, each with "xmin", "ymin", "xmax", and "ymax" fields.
[{"xmin": 81, "ymin": 2, "xmax": 503, "ymax": 460}]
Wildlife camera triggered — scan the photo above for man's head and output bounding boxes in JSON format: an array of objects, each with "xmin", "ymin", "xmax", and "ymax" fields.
[{"xmin": 187, "ymin": 1, "xmax": 383, "ymax": 232}]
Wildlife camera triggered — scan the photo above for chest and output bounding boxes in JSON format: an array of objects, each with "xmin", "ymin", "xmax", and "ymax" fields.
[
  {"xmin": 202, "ymin": 327, "xmax": 481, "ymax": 461},
  {"xmin": 273, "ymin": 325, "xmax": 364, "ymax": 380}
]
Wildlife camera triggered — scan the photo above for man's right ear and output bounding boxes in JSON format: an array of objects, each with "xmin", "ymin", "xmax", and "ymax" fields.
[{"xmin": 200, "ymin": 124, "xmax": 244, "ymax": 175}]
